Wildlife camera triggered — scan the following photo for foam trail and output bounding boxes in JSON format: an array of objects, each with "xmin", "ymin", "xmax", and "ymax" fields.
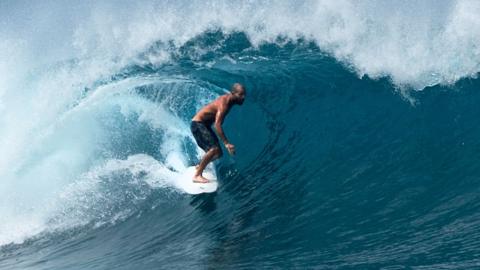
[{"xmin": 46, "ymin": 154, "xmax": 181, "ymax": 231}]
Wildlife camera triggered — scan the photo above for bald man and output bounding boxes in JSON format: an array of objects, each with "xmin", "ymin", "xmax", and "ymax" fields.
[{"xmin": 191, "ymin": 83, "xmax": 246, "ymax": 183}]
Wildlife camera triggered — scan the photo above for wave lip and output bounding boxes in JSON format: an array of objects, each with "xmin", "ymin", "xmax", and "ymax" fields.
[{"xmin": 3, "ymin": 1, "xmax": 480, "ymax": 91}]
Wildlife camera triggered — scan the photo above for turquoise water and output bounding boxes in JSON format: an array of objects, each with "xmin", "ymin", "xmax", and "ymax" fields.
[{"xmin": 1, "ymin": 1, "xmax": 480, "ymax": 269}]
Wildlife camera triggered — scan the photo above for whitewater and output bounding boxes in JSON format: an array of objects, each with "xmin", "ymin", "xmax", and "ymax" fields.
[{"xmin": 1, "ymin": 0, "xmax": 480, "ymax": 269}]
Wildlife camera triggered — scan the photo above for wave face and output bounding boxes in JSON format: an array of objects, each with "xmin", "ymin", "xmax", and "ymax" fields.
[{"xmin": 2, "ymin": 1, "xmax": 480, "ymax": 269}]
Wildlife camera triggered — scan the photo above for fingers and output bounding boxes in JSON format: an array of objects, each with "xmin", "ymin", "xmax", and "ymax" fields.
[
  {"xmin": 228, "ymin": 146, "xmax": 235, "ymax": 155},
  {"xmin": 225, "ymin": 144, "xmax": 235, "ymax": 155}
]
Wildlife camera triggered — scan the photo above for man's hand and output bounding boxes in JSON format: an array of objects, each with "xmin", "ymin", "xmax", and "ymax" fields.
[{"xmin": 225, "ymin": 143, "xmax": 235, "ymax": 156}]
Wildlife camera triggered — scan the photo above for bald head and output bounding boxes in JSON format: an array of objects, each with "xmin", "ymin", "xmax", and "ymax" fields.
[
  {"xmin": 230, "ymin": 83, "xmax": 246, "ymax": 105},
  {"xmin": 230, "ymin": 83, "xmax": 245, "ymax": 94}
]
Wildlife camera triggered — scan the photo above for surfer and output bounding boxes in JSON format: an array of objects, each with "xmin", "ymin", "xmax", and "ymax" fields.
[{"xmin": 191, "ymin": 83, "xmax": 246, "ymax": 183}]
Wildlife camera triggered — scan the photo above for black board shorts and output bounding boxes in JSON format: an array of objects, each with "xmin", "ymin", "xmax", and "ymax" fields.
[{"xmin": 191, "ymin": 121, "xmax": 220, "ymax": 152}]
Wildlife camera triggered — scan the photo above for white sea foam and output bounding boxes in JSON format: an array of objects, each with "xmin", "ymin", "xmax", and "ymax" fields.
[
  {"xmin": 63, "ymin": 0, "xmax": 480, "ymax": 88},
  {"xmin": 3, "ymin": 1, "xmax": 480, "ymax": 89},
  {"xmin": 0, "ymin": 76, "xmax": 206, "ymax": 245}
]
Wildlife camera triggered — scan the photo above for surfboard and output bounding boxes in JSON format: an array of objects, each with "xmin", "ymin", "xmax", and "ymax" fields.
[{"xmin": 175, "ymin": 165, "xmax": 218, "ymax": 194}]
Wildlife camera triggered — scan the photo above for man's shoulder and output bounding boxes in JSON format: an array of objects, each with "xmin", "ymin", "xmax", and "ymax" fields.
[{"xmin": 214, "ymin": 95, "xmax": 230, "ymax": 105}]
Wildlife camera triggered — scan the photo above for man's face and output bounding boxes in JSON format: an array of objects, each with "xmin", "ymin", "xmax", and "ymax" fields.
[{"xmin": 234, "ymin": 89, "xmax": 246, "ymax": 105}]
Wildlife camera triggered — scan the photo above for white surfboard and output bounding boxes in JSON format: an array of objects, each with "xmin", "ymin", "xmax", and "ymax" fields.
[{"xmin": 175, "ymin": 165, "xmax": 218, "ymax": 194}]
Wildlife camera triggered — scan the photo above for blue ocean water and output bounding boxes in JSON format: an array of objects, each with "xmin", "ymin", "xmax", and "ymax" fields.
[{"xmin": 1, "ymin": 1, "xmax": 480, "ymax": 269}]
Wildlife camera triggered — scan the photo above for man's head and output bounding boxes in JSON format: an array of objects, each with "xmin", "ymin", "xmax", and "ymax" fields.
[{"xmin": 230, "ymin": 83, "xmax": 246, "ymax": 105}]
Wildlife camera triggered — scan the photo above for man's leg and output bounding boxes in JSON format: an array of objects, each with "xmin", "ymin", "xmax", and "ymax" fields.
[{"xmin": 193, "ymin": 147, "xmax": 222, "ymax": 183}]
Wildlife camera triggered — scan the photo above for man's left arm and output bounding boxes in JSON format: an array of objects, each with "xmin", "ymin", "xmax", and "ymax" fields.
[{"xmin": 214, "ymin": 103, "xmax": 235, "ymax": 155}]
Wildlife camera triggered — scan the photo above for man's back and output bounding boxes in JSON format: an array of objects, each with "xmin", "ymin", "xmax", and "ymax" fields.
[{"xmin": 192, "ymin": 95, "xmax": 230, "ymax": 125}]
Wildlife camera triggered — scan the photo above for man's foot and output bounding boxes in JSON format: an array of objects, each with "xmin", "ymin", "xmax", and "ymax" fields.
[{"xmin": 193, "ymin": 174, "xmax": 210, "ymax": 183}]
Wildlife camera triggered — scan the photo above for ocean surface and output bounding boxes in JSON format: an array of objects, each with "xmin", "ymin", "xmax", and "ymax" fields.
[{"xmin": 1, "ymin": 1, "xmax": 480, "ymax": 269}]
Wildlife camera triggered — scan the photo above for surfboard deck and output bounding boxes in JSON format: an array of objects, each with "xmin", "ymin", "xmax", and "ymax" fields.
[{"xmin": 175, "ymin": 166, "xmax": 218, "ymax": 194}]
